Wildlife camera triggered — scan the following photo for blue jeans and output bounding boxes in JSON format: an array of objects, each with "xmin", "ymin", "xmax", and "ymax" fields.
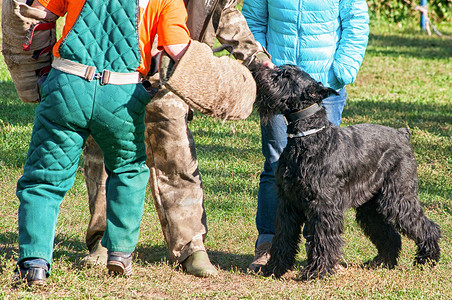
[{"xmin": 255, "ymin": 88, "xmax": 347, "ymax": 246}]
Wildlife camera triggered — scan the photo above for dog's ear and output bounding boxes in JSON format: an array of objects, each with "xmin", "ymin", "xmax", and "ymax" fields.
[
  {"xmin": 321, "ymin": 87, "xmax": 339, "ymax": 99},
  {"xmin": 306, "ymin": 84, "xmax": 339, "ymax": 103}
]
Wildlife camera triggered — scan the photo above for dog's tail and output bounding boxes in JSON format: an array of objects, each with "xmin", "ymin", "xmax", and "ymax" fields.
[{"xmin": 397, "ymin": 128, "xmax": 411, "ymax": 141}]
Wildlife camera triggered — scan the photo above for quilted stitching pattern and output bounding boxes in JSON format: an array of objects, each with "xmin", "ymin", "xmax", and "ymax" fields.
[
  {"xmin": 18, "ymin": 70, "xmax": 150, "ymax": 264},
  {"xmin": 17, "ymin": 1, "xmax": 150, "ymax": 264},
  {"xmin": 90, "ymin": 82, "xmax": 149, "ymax": 171},
  {"xmin": 58, "ymin": 0, "xmax": 140, "ymax": 72},
  {"xmin": 32, "ymin": 69, "xmax": 149, "ymax": 174},
  {"xmin": 24, "ymin": 73, "xmax": 90, "ymax": 185}
]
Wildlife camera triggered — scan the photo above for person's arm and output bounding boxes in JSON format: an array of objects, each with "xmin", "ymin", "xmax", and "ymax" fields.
[
  {"xmin": 30, "ymin": 0, "xmax": 60, "ymax": 20},
  {"xmin": 333, "ymin": 0, "xmax": 369, "ymax": 86},
  {"xmin": 33, "ymin": 0, "xmax": 66, "ymax": 17},
  {"xmin": 242, "ymin": 0, "xmax": 269, "ymax": 49},
  {"xmin": 156, "ymin": 0, "xmax": 190, "ymax": 61},
  {"xmin": 163, "ymin": 43, "xmax": 189, "ymax": 62},
  {"xmin": 214, "ymin": 0, "xmax": 273, "ymax": 68},
  {"xmin": 31, "ymin": 0, "xmax": 47, "ymax": 9}
]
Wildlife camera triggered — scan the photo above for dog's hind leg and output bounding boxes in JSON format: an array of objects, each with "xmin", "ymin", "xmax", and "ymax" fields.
[
  {"xmin": 379, "ymin": 175, "xmax": 441, "ymax": 266},
  {"xmin": 356, "ymin": 196, "xmax": 401, "ymax": 268},
  {"xmin": 261, "ymin": 198, "xmax": 305, "ymax": 278},
  {"xmin": 411, "ymin": 219, "xmax": 441, "ymax": 266},
  {"xmin": 392, "ymin": 194, "xmax": 440, "ymax": 266},
  {"xmin": 411, "ymin": 218, "xmax": 441, "ymax": 267},
  {"xmin": 300, "ymin": 205, "xmax": 344, "ymax": 280}
]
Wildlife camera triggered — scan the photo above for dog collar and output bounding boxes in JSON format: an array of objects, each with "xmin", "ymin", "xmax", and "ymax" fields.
[
  {"xmin": 287, "ymin": 126, "xmax": 325, "ymax": 138},
  {"xmin": 284, "ymin": 103, "xmax": 323, "ymax": 124}
]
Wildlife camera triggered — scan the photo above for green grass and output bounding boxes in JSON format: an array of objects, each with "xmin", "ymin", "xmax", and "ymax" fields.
[{"xmin": 1, "ymin": 18, "xmax": 451, "ymax": 298}]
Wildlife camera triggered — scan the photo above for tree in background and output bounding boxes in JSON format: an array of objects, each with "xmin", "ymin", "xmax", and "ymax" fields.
[
  {"xmin": 368, "ymin": 0, "xmax": 451, "ymax": 23},
  {"xmin": 237, "ymin": 0, "xmax": 451, "ymax": 24}
]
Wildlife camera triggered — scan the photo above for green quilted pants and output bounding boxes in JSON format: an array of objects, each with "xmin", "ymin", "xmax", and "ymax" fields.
[{"xmin": 17, "ymin": 69, "xmax": 150, "ymax": 267}]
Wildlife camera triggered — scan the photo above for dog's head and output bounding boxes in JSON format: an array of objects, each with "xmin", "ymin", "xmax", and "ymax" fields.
[{"xmin": 253, "ymin": 65, "xmax": 338, "ymax": 121}]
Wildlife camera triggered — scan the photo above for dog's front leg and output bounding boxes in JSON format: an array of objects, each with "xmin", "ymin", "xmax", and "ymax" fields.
[
  {"xmin": 261, "ymin": 198, "xmax": 305, "ymax": 278},
  {"xmin": 301, "ymin": 207, "xmax": 344, "ymax": 280}
]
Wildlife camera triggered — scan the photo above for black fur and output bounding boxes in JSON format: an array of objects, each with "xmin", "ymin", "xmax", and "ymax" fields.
[{"xmin": 254, "ymin": 65, "xmax": 441, "ymax": 280}]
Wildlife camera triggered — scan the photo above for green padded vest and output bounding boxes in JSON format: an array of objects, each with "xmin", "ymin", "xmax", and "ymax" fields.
[{"xmin": 58, "ymin": 0, "xmax": 140, "ymax": 73}]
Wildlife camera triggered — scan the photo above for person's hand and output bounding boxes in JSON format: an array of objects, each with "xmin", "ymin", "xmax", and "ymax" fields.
[
  {"xmin": 261, "ymin": 60, "xmax": 275, "ymax": 69},
  {"xmin": 248, "ymin": 51, "xmax": 275, "ymax": 71}
]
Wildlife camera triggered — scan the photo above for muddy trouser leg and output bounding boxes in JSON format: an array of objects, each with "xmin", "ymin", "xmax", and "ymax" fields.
[
  {"xmin": 145, "ymin": 88, "xmax": 207, "ymax": 263},
  {"xmin": 83, "ymin": 136, "xmax": 108, "ymax": 251}
]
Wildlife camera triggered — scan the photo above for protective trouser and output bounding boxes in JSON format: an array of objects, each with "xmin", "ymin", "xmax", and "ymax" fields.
[
  {"xmin": 145, "ymin": 88, "xmax": 207, "ymax": 263},
  {"xmin": 17, "ymin": 69, "xmax": 150, "ymax": 267},
  {"xmin": 17, "ymin": 0, "xmax": 149, "ymax": 269},
  {"xmin": 84, "ymin": 86, "xmax": 206, "ymax": 263},
  {"xmin": 84, "ymin": 135, "xmax": 109, "ymax": 251}
]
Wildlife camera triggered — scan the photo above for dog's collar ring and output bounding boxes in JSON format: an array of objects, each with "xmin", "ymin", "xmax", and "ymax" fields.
[{"xmin": 287, "ymin": 126, "xmax": 325, "ymax": 138}]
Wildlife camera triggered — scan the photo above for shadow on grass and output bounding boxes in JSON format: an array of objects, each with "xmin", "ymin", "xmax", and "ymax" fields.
[
  {"xmin": 0, "ymin": 231, "xmax": 19, "ymax": 262},
  {"xmin": 0, "ymin": 229, "xmax": 265, "ymax": 277},
  {"xmin": 1, "ymin": 231, "xmax": 176, "ymax": 270},
  {"xmin": 367, "ymin": 32, "xmax": 452, "ymax": 59},
  {"xmin": 0, "ymin": 231, "xmax": 86, "ymax": 270},
  {"xmin": 135, "ymin": 243, "xmax": 260, "ymax": 274},
  {"xmin": 135, "ymin": 243, "xmax": 171, "ymax": 265},
  {"xmin": 208, "ymin": 250, "xmax": 255, "ymax": 273},
  {"xmin": 136, "ymin": 247, "xmax": 261, "ymax": 274}
]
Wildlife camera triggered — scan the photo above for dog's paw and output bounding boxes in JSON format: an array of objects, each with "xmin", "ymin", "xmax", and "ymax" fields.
[
  {"xmin": 414, "ymin": 256, "xmax": 438, "ymax": 268},
  {"xmin": 261, "ymin": 264, "xmax": 286, "ymax": 278},
  {"xmin": 364, "ymin": 255, "xmax": 397, "ymax": 269},
  {"xmin": 260, "ymin": 265, "xmax": 276, "ymax": 277},
  {"xmin": 297, "ymin": 264, "xmax": 335, "ymax": 281},
  {"xmin": 260, "ymin": 269, "xmax": 273, "ymax": 277},
  {"xmin": 414, "ymin": 246, "xmax": 440, "ymax": 267},
  {"xmin": 297, "ymin": 268, "xmax": 324, "ymax": 281}
]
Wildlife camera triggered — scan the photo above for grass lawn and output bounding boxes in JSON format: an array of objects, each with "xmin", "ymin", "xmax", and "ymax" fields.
[{"xmin": 1, "ymin": 15, "xmax": 451, "ymax": 299}]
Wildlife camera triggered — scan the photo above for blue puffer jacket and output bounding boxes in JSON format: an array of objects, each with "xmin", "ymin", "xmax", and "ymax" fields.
[{"xmin": 242, "ymin": 0, "xmax": 369, "ymax": 90}]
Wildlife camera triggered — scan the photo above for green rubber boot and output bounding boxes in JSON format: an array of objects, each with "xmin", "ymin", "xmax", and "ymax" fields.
[
  {"xmin": 79, "ymin": 240, "xmax": 108, "ymax": 267},
  {"xmin": 181, "ymin": 251, "xmax": 218, "ymax": 278}
]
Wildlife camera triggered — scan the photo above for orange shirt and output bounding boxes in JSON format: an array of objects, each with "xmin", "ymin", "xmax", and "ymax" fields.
[{"xmin": 37, "ymin": 0, "xmax": 190, "ymax": 75}]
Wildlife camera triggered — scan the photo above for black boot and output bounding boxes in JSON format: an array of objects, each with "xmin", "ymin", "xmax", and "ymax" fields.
[
  {"xmin": 14, "ymin": 258, "xmax": 48, "ymax": 287},
  {"xmin": 107, "ymin": 252, "xmax": 133, "ymax": 276}
]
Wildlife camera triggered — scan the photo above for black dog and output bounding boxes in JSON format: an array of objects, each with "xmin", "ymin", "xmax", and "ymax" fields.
[{"xmin": 253, "ymin": 65, "xmax": 441, "ymax": 280}]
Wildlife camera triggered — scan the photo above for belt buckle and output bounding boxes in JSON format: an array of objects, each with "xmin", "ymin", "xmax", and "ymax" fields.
[
  {"xmin": 100, "ymin": 70, "xmax": 111, "ymax": 85},
  {"xmin": 85, "ymin": 66, "xmax": 97, "ymax": 81},
  {"xmin": 87, "ymin": 69, "xmax": 110, "ymax": 85}
]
